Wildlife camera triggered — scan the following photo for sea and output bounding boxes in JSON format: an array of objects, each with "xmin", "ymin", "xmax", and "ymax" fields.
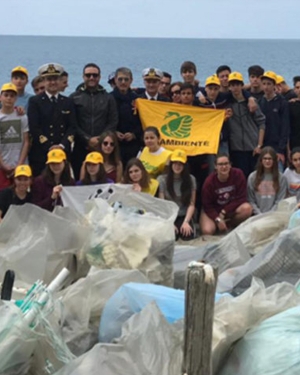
[{"xmin": 1, "ymin": 35, "xmax": 300, "ymax": 95}]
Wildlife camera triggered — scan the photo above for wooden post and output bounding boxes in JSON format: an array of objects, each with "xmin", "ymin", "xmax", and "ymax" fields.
[{"xmin": 182, "ymin": 261, "xmax": 218, "ymax": 375}]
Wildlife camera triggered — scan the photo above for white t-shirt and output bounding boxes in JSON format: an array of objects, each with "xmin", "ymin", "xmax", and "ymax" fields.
[
  {"xmin": 283, "ymin": 168, "xmax": 300, "ymax": 196},
  {"xmin": 0, "ymin": 110, "xmax": 29, "ymax": 167}
]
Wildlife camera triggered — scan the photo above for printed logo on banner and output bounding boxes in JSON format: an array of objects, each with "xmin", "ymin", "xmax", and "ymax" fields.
[{"xmin": 161, "ymin": 112, "xmax": 192, "ymax": 139}]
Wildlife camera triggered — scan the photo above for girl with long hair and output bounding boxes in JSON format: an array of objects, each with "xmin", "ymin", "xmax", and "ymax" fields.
[
  {"xmin": 98, "ymin": 131, "xmax": 123, "ymax": 182},
  {"xmin": 157, "ymin": 149, "xmax": 196, "ymax": 240},
  {"xmin": 138, "ymin": 126, "xmax": 171, "ymax": 179},
  {"xmin": 0, "ymin": 165, "xmax": 32, "ymax": 221},
  {"xmin": 247, "ymin": 146, "xmax": 287, "ymax": 214},
  {"xmin": 123, "ymin": 158, "xmax": 159, "ymax": 196},
  {"xmin": 77, "ymin": 152, "xmax": 112, "ymax": 185},
  {"xmin": 32, "ymin": 149, "xmax": 74, "ymax": 211},
  {"xmin": 283, "ymin": 147, "xmax": 300, "ymax": 196}
]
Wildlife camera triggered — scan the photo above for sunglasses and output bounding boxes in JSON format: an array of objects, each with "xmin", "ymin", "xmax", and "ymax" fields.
[
  {"xmin": 103, "ymin": 141, "xmax": 115, "ymax": 147},
  {"xmin": 171, "ymin": 90, "xmax": 180, "ymax": 96},
  {"xmin": 117, "ymin": 77, "xmax": 130, "ymax": 82},
  {"xmin": 85, "ymin": 73, "xmax": 99, "ymax": 78}
]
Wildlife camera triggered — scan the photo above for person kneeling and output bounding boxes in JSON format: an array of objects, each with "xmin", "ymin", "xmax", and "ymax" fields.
[
  {"xmin": 158, "ymin": 149, "xmax": 196, "ymax": 241},
  {"xmin": 200, "ymin": 153, "xmax": 252, "ymax": 235}
]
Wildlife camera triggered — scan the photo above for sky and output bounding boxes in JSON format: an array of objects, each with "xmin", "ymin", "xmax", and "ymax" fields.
[{"xmin": 0, "ymin": 0, "xmax": 299, "ymax": 39}]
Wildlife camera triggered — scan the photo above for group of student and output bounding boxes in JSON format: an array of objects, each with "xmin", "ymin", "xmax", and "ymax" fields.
[{"xmin": 0, "ymin": 60, "xmax": 300, "ymax": 240}]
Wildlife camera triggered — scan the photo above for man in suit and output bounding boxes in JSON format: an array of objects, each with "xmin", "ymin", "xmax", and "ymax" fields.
[
  {"xmin": 139, "ymin": 68, "xmax": 170, "ymax": 102},
  {"xmin": 27, "ymin": 63, "xmax": 77, "ymax": 176}
]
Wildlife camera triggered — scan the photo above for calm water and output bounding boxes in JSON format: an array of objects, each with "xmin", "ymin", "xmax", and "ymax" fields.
[{"xmin": 1, "ymin": 35, "xmax": 300, "ymax": 95}]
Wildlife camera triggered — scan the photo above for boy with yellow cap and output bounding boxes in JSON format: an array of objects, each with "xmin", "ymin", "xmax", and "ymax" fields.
[
  {"xmin": 11, "ymin": 66, "xmax": 33, "ymax": 111},
  {"xmin": 259, "ymin": 71, "xmax": 290, "ymax": 172},
  {"xmin": 0, "ymin": 83, "xmax": 30, "ymax": 190}
]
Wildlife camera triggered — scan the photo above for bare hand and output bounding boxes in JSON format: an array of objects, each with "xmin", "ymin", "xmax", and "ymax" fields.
[
  {"xmin": 132, "ymin": 183, "xmax": 142, "ymax": 192},
  {"xmin": 88, "ymin": 136, "xmax": 99, "ymax": 149},
  {"xmin": 277, "ymin": 153, "xmax": 285, "ymax": 164},
  {"xmin": 253, "ymin": 146, "xmax": 262, "ymax": 156},
  {"xmin": 225, "ymin": 108, "xmax": 233, "ymax": 120},
  {"xmin": 124, "ymin": 132, "xmax": 135, "ymax": 141},
  {"xmin": 217, "ymin": 220, "xmax": 228, "ymax": 232},
  {"xmin": 51, "ymin": 185, "xmax": 63, "ymax": 200},
  {"xmin": 248, "ymin": 98, "xmax": 258, "ymax": 113},
  {"xmin": 15, "ymin": 106, "xmax": 25, "ymax": 116},
  {"xmin": 116, "ymin": 131, "xmax": 125, "ymax": 141},
  {"xmin": 180, "ymin": 221, "xmax": 193, "ymax": 236}
]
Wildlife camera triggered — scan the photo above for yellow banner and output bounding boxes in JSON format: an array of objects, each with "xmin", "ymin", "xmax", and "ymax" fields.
[{"xmin": 136, "ymin": 98, "xmax": 225, "ymax": 156}]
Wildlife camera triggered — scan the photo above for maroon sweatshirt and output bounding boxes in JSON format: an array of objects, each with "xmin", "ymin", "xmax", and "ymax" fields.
[{"xmin": 202, "ymin": 168, "xmax": 247, "ymax": 220}]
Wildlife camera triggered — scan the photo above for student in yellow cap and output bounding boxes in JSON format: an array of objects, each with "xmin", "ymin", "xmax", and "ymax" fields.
[
  {"xmin": 77, "ymin": 152, "xmax": 113, "ymax": 185},
  {"xmin": 31, "ymin": 149, "xmax": 74, "ymax": 211},
  {"xmin": 0, "ymin": 165, "xmax": 32, "ymax": 220},
  {"xmin": 138, "ymin": 126, "xmax": 172, "ymax": 179},
  {"xmin": 0, "ymin": 83, "xmax": 30, "ymax": 190},
  {"xmin": 123, "ymin": 158, "xmax": 159, "ymax": 196},
  {"xmin": 11, "ymin": 66, "xmax": 33, "ymax": 111},
  {"xmin": 158, "ymin": 149, "xmax": 196, "ymax": 240}
]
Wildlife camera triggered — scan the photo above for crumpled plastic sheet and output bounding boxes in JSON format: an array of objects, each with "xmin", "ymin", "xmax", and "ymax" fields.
[
  {"xmin": 219, "ymin": 305, "xmax": 300, "ymax": 375},
  {"xmin": 82, "ymin": 188, "xmax": 178, "ymax": 286},
  {"xmin": 173, "ymin": 237, "xmax": 250, "ymax": 290},
  {"xmin": 0, "ymin": 204, "xmax": 91, "ymax": 285},
  {"xmin": 54, "ymin": 279, "xmax": 300, "ymax": 375},
  {"xmin": 212, "ymin": 278, "xmax": 300, "ymax": 373},
  {"xmin": 58, "ymin": 269, "xmax": 149, "ymax": 356},
  {"xmin": 217, "ymin": 225, "xmax": 300, "ymax": 295},
  {"xmin": 53, "ymin": 302, "xmax": 182, "ymax": 375}
]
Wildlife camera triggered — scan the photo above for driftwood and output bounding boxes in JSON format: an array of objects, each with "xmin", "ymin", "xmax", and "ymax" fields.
[{"xmin": 182, "ymin": 261, "xmax": 218, "ymax": 375}]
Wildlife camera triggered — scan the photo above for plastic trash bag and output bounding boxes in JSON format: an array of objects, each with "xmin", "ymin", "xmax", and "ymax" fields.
[
  {"xmin": 59, "ymin": 269, "xmax": 149, "ymax": 356},
  {"xmin": 82, "ymin": 189, "xmax": 178, "ymax": 286},
  {"xmin": 54, "ymin": 302, "xmax": 182, "ymax": 375},
  {"xmin": 99, "ymin": 282, "xmax": 227, "ymax": 343},
  {"xmin": 219, "ymin": 306, "xmax": 300, "ymax": 375},
  {"xmin": 0, "ymin": 204, "xmax": 91, "ymax": 285},
  {"xmin": 288, "ymin": 209, "xmax": 300, "ymax": 229},
  {"xmin": 217, "ymin": 225, "xmax": 300, "ymax": 294}
]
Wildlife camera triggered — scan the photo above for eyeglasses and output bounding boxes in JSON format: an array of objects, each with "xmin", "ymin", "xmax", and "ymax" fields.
[
  {"xmin": 171, "ymin": 90, "xmax": 180, "ymax": 96},
  {"xmin": 262, "ymin": 157, "xmax": 273, "ymax": 161},
  {"xmin": 85, "ymin": 73, "xmax": 99, "ymax": 78},
  {"xmin": 160, "ymin": 81, "xmax": 170, "ymax": 86},
  {"xmin": 103, "ymin": 141, "xmax": 115, "ymax": 147},
  {"xmin": 117, "ymin": 77, "xmax": 130, "ymax": 82},
  {"xmin": 216, "ymin": 162, "xmax": 230, "ymax": 166}
]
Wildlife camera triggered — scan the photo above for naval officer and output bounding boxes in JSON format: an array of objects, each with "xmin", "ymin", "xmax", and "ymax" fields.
[{"xmin": 27, "ymin": 63, "xmax": 77, "ymax": 176}]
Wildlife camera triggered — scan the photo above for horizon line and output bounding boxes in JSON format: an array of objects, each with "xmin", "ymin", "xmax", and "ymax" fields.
[{"xmin": 0, "ymin": 34, "xmax": 300, "ymax": 41}]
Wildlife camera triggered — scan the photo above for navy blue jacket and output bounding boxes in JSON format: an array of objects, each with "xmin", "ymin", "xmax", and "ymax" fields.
[{"xmin": 259, "ymin": 95, "xmax": 290, "ymax": 154}]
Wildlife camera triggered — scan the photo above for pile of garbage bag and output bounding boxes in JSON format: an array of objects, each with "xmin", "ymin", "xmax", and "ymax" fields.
[{"xmin": 0, "ymin": 191, "xmax": 299, "ymax": 374}]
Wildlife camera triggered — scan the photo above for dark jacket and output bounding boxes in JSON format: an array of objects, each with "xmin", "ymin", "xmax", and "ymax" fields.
[
  {"xmin": 227, "ymin": 97, "xmax": 265, "ymax": 151},
  {"xmin": 289, "ymin": 100, "xmax": 300, "ymax": 149},
  {"xmin": 138, "ymin": 91, "xmax": 170, "ymax": 102},
  {"xmin": 27, "ymin": 93, "xmax": 77, "ymax": 163},
  {"xmin": 111, "ymin": 88, "xmax": 143, "ymax": 139},
  {"xmin": 259, "ymin": 95, "xmax": 290, "ymax": 154},
  {"xmin": 70, "ymin": 85, "xmax": 118, "ymax": 145}
]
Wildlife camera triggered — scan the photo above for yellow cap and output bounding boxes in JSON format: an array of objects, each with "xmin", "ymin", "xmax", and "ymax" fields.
[
  {"xmin": 228, "ymin": 72, "xmax": 244, "ymax": 83},
  {"xmin": 276, "ymin": 75, "xmax": 285, "ymax": 85},
  {"xmin": 14, "ymin": 165, "xmax": 32, "ymax": 178},
  {"xmin": 261, "ymin": 71, "xmax": 277, "ymax": 84},
  {"xmin": 1, "ymin": 83, "xmax": 17, "ymax": 94},
  {"xmin": 170, "ymin": 149, "xmax": 187, "ymax": 164},
  {"xmin": 205, "ymin": 75, "xmax": 221, "ymax": 86},
  {"xmin": 46, "ymin": 149, "xmax": 66, "ymax": 164},
  {"xmin": 84, "ymin": 152, "xmax": 103, "ymax": 164},
  {"xmin": 11, "ymin": 66, "xmax": 29, "ymax": 77}
]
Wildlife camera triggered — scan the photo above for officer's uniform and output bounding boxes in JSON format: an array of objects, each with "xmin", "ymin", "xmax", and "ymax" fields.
[
  {"xmin": 27, "ymin": 63, "xmax": 77, "ymax": 176},
  {"xmin": 139, "ymin": 68, "xmax": 170, "ymax": 102}
]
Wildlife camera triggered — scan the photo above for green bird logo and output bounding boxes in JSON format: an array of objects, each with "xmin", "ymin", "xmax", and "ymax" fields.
[{"xmin": 161, "ymin": 112, "xmax": 192, "ymax": 139}]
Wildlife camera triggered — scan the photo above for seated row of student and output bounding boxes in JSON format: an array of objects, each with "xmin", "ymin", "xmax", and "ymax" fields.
[
  {"xmin": 0, "ymin": 165, "xmax": 32, "ymax": 220},
  {"xmin": 158, "ymin": 149, "xmax": 196, "ymax": 241}
]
